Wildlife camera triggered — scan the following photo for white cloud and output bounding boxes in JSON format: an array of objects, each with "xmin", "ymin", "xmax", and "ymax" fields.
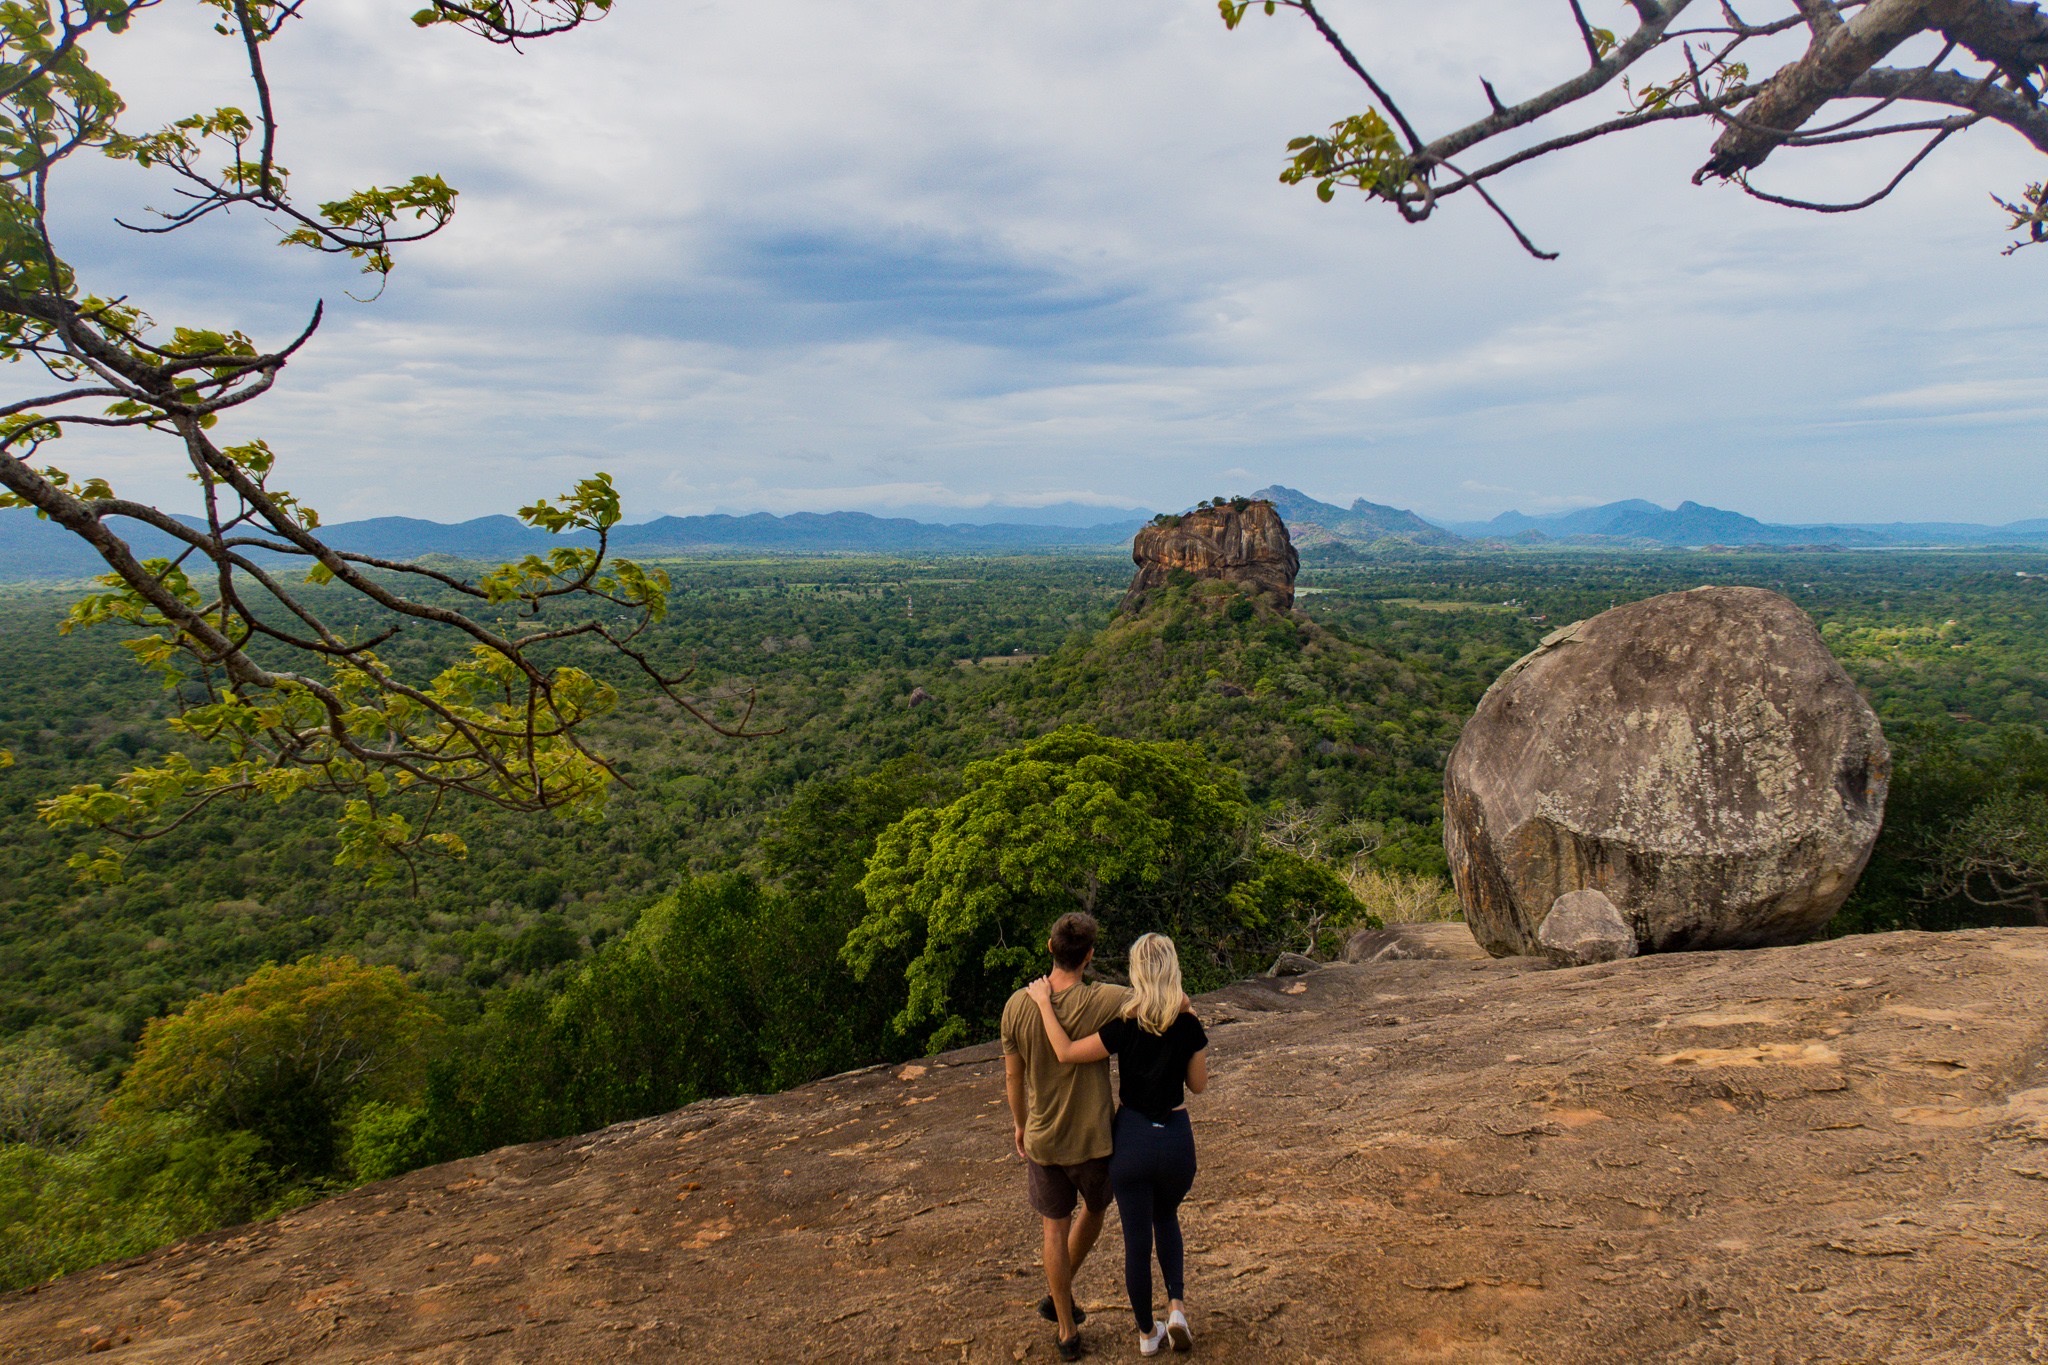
[{"xmin": 26, "ymin": 0, "xmax": 2048, "ymax": 527}]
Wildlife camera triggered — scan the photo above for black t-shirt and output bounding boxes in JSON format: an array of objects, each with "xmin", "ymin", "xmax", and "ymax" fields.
[{"xmin": 1098, "ymin": 1010, "xmax": 1208, "ymax": 1122}]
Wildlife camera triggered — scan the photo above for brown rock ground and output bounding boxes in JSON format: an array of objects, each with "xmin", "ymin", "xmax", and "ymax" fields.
[{"xmin": 6, "ymin": 929, "xmax": 2047, "ymax": 1363}]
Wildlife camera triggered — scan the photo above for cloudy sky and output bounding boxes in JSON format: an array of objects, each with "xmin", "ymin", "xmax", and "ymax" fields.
[{"xmin": 39, "ymin": 0, "xmax": 2048, "ymax": 525}]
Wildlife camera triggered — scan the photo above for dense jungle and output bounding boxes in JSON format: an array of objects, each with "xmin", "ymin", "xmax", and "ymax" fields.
[{"xmin": 4, "ymin": 544, "xmax": 2047, "ymax": 1289}]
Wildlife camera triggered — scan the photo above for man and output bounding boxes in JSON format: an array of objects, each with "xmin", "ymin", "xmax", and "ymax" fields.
[{"xmin": 1001, "ymin": 912, "xmax": 1128, "ymax": 1361}]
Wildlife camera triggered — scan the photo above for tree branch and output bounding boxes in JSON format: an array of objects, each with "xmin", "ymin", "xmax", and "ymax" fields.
[{"xmin": 1700, "ymin": 0, "xmax": 1944, "ymax": 177}]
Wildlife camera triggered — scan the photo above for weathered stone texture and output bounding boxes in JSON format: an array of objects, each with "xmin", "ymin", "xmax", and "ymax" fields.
[
  {"xmin": 1343, "ymin": 920, "xmax": 1489, "ymax": 963},
  {"xmin": 1121, "ymin": 501, "xmax": 1299, "ymax": 611},
  {"xmin": 1536, "ymin": 889, "xmax": 1638, "ymax": 966},
  {"xmin": 1444, "ymin": 586, "xmax": 1889, "ymax": 957}
]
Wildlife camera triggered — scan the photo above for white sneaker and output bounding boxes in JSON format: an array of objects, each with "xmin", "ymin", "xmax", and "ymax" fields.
[
  {"xmin": 1139, "ymin": 1322, "xmax": 1169, "ymax": 1356},
  {"xmin": 1166, "ymin": 1308, "xmax": 1192, "ymax": 1352}
]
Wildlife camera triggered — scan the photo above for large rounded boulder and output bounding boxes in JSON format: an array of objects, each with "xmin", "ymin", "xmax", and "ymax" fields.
[{"xmin": 1443, "ymin": 586, "xmax": 1889, "ymax": 958}]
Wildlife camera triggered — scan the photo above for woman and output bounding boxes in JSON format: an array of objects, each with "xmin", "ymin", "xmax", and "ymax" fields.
[{"xmin": 1027, "ymin": 932, "xmax": 1208, "ymax": 1356}]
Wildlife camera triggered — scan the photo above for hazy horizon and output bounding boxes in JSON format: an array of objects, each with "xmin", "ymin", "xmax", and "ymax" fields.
[{"xmin": 18, "ymin": 485, "xmax": 2048, "ymax": 532}]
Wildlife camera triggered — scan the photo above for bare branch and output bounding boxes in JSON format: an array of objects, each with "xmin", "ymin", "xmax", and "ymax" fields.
[
  {"xmin": 1850, "ymin": 63, "xmax": 2048, "ymax": 149},
  {"xmin": 1461, "ymin": 173, "xmax": 1562, "ymax": 259},
  {"xmin": 1294, "ymin": 0, "xmax": 1427, "ymax": 154},
  {"xmin": 1736, "ymin": 118, "xmax": 1969, "ymax": 208},
  {"xmin": 1568, "ymin": 0, "xmax": 1608, "ymax": 66},
  {"xmin": 1699, "ymin": 0, "xmax": 1941, "ymax": 178},
  {"xmin": 1424, "ymin": 2, "xmax": 1698, "ymax": 167},
  {"xmin": 1793, "ymin": 0, "xmax": 1849, "ymax": 38}
]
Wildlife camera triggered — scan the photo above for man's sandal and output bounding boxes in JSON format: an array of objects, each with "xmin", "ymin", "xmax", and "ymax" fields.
[{"xmin": 1037, "ymin": 1296, "xmax": 1086, "ymax": 1326}]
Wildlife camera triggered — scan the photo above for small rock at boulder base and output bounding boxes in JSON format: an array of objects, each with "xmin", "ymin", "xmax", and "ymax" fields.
[
  {"xmin": 1444, "ymin": 586, "xmax": 1889, "ymax": 957},
  {"xmin": 1121, "ymin": 500, "xmax": 1299, "ymax": 611},
  {"xmin": 1536, "ymin": 889, "xmax": 1638, "ymax": 966},
  {"xmin": 1266, "ymin": 951, "xmax": 1319, "ymax": 977}
]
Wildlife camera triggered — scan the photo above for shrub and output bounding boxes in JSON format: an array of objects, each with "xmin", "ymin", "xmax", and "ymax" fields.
[
  {"xmin": 1342, "ymin": 865, "xmax": 1463, "ymax": 925},
  {"xmin": 0, "ymin": 1043, "xmax": 101, "ymax": 1149},
  {"xmin": 345, "ymin": 1102, "xmax": 436, "ymax": 1184},
  {"xmin": 116, "ymin": 956, "xmax": 442, "ymax": 1180},
  {"xmin": 1230, "ymin": 848, "xmax": 1374, "ymax": 961},
  {"xmin": 0, "ymin": 1113, "xmax": 270, "ymax": 1291}
]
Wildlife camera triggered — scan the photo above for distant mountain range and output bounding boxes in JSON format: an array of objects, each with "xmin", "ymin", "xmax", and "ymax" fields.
[
  {"xmin": 0, "ymin": 509, "xmax": 1143, "ymax": 580},
  {"xmin": 1252, "ymin": 485, "xmax": 1459, "ymax": 548},
  {"xmin": 10, "ymin": 492, "xmax": 2048, "ymax": 581},
  {"xmin": 1435, "ymin": 499, "xmax": 2048, "ymax": 548},
  {"xmin": 830, "ymin": 500, "xmax": 1155, "ymax": 528}
]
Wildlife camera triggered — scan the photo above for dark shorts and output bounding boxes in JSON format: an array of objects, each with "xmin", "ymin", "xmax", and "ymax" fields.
[{"xmin": 1025, "ymin": 1155, "xmax": 1112, "ymax": 1220}]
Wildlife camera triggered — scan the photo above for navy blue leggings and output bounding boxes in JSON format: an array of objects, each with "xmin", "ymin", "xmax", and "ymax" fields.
[{"xmin": 1110, "ymin": 1106, "xmax": 1197, "ymax": 1332}]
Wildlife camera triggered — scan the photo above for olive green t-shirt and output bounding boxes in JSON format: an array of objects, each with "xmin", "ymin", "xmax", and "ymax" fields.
[{"xmin": 1001, "ymin": 980, "xmax": 1129, "ymax": 1168}]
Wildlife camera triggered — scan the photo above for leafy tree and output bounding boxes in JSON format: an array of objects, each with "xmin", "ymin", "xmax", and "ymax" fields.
[
  {"xmin": 1228, "ymin": 844, "xmax": 1374, "ymax": 959},
  {"xmin": 1841, "ymin": 723, "xmax": 2048, "ymax": 930},
  {"xmin": 0, "ymin": 1041, "xmax": 101, "ymax": 1148},
  {"xmin": 506, "ymin": 914, "xmax": 582, "ymax": 975},
  {"xmin": 1931, "ymin": 786, "xmax": 2048, "ymax": 921},
  {"xmin": 409, "ymin": 869, "xmax": 923, "ymax": 1159},
  {"xmin": 846, "ymin": 725, "xmax": 1354, "ymax": 1050},
  {"xmin": 762, "ymin": 754, "xmax": 960, "ymax": 903},
  {"xmin": 545, "ymin": 875, "xmax": 772, "ymax": 1125},
  {"xmin": 0, "ymin": 1111, "xmax": 269, "ymax": 1290},
  {"xmin": 756, "ymin": 756, "xmax": 956, "ymax": 1082},
  {"xmin": 116, "ymin": 955, "xmax": 441, "ymax": 1177},
  {"xmin": 1225, "ymin": 1, "xmax": 2048, "ymax": 256},
  {"xmin": 405, "ymin": 984, "xmax": 561, "ymax": 1166},
  {"xmin": 0, "ymin": 0, "xmax": 765, "ymax": 882}
]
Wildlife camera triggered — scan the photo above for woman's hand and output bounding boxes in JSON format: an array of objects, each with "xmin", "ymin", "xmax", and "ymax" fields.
[{"xmin": 1025, "ymin": 974, "xmax": 1105, "ymax": 1063}]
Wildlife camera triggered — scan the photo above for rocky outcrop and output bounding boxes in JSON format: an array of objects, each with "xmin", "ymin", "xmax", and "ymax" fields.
[
  {"xmin": 1343, "ymin": 920, "xmax": 1489, "ymax": 963},
  {"xmin": 1120, "ymin": 500, "xmax": 1298, "ymax": 611},
  {"xmin": 9, "ymin": 930, "xmax": 2046, "ymax": 1363},
  {"xmin": 1444, "ymin": 586, "xmax": 1889, "ymax": 958}
]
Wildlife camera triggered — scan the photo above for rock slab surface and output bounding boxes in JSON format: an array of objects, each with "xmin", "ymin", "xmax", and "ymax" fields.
[
  {"xmin": 1121, "ymin": 501, "xmax": 1298, "ymax": 611},
  {"xmin": 1444, "ymin": 586, "xmax": 1889, "ymax": 957},
  {"xmin": 6, "ymin": 930, "xmax": 2044, "ymax": 1363},
  {"xmin": 1343, "ymin": 920, "xmax": 1489, "ymax": 963}
]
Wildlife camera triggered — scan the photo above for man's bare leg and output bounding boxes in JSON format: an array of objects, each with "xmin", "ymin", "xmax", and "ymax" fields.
[
  {"xmin": 1068, "ymin": 1202, "xmax": 1104, "ymax": 1279},
  {"xmin": 1042, "ymin": 1215, "xmax": 1078, "ymax": 1339}
]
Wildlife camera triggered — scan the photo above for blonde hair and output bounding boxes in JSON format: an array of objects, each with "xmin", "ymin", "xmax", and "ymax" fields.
[{"xmin": 1121, "ymin": 933, "xmax": 1185, "ymax": 1035}]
